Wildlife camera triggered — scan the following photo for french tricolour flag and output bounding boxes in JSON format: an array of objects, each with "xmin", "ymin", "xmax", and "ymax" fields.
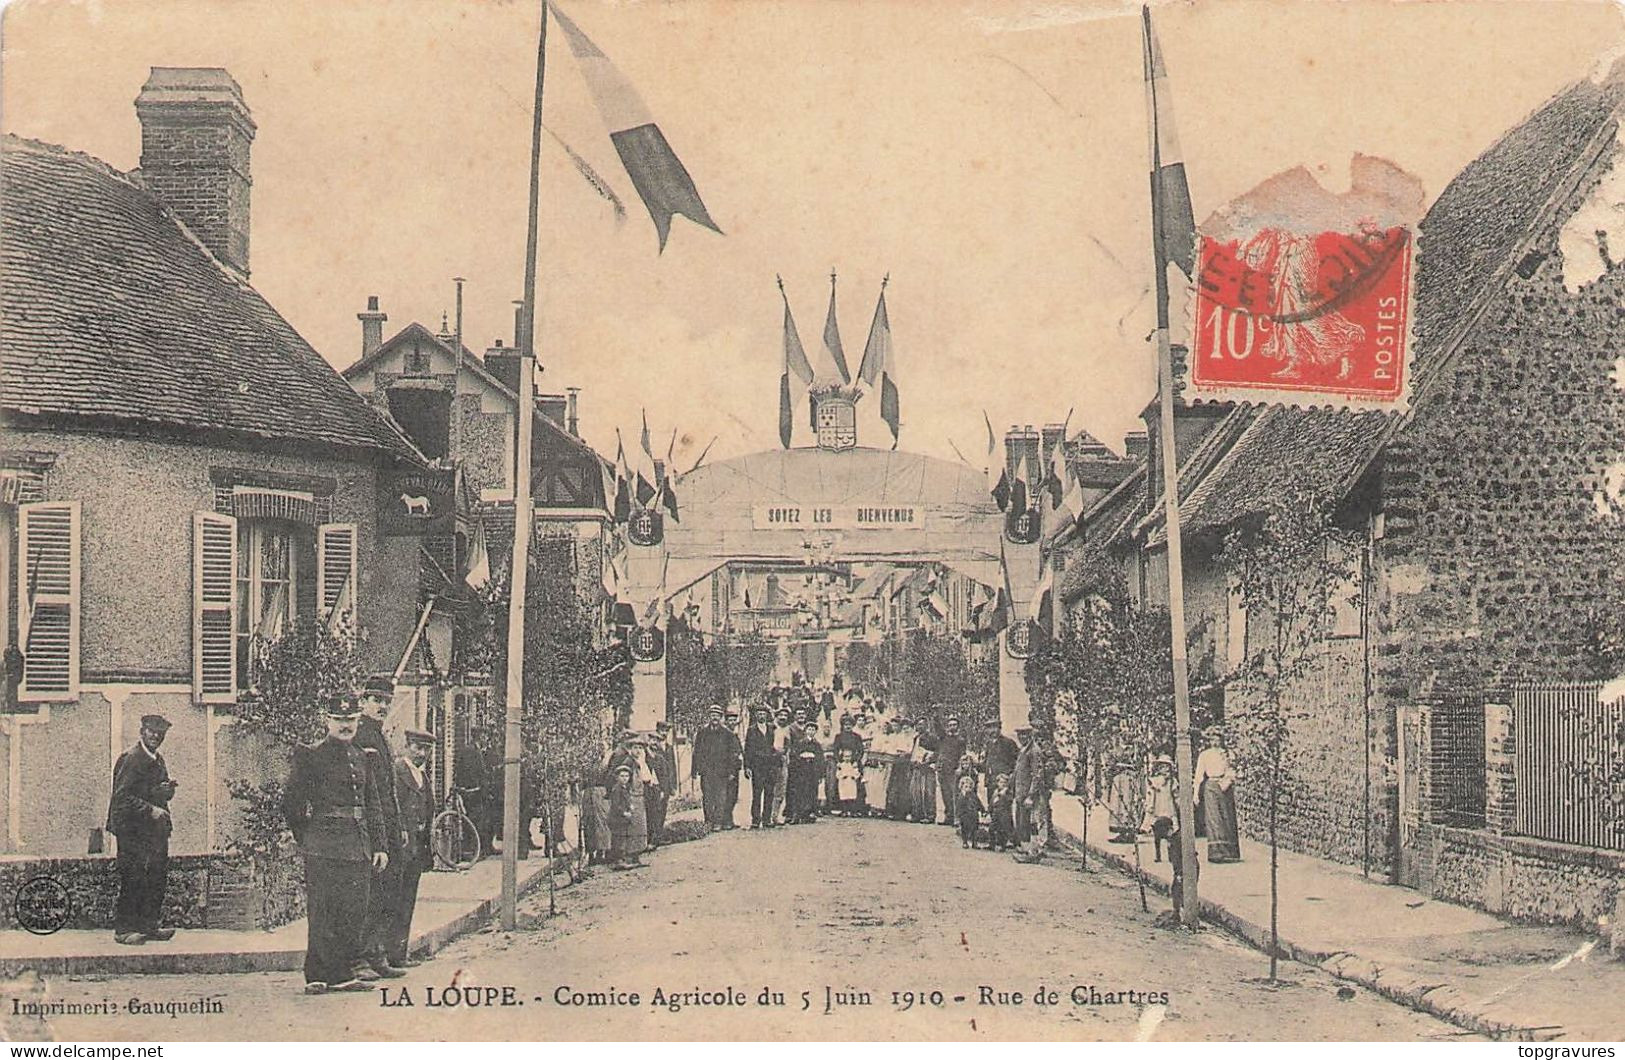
[{"xmin": 550, "ymin": 2, "xmax": 721, "ymax": 252}]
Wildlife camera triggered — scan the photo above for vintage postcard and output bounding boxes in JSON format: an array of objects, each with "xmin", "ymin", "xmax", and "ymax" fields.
[{"xmin": 2, "ymin": 0, "xmax": 1624, "ymax": 1045}]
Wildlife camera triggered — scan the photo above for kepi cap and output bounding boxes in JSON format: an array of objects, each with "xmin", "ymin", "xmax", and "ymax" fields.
[
  {"xmin": 139, "ymin": 714, "xmax": 172, "ymax": 732},
  {"xmin": 404, "ymin": 729, "xmax": 435, "ymax": 746},
  {"xmin": 325, "ymin": 700, "xmax": 362, "ymax": 720},
  {"xmin": 361, "ymin": 676, "xmax": 395, "ymax": 699}
]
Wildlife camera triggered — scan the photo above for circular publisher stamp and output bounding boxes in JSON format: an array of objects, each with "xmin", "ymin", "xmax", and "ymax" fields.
[{"xmin": 14, "ymin": 874, "xmax": 71, "ymax": 935}]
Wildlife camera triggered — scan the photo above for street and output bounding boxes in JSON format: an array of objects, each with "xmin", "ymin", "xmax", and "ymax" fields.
[{"xmin": 32, "ymin": 819, "xmax": 1468, "ymax": 1042}]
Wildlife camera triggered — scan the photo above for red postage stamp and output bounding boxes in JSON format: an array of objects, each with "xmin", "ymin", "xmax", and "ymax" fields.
[{"xmin": 1187, "ymin": 157, "xmax": 1422, "ymax": 410}]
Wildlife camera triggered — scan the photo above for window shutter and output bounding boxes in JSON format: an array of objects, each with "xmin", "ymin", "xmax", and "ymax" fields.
[
  {"xmin": 318, "ymin": 523, "xmax": 359, "ymax": 624},
  {"xmin": 17, "ymin": 501, "xmax": 80, "ymax": 701},
  {"xmin": 193, "ymin": 511, "xmax": 238, "ymax": 702}
]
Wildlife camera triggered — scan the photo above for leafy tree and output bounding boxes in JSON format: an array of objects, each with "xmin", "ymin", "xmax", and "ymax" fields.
[
  {"xmin": 1025, "ymin": 552, "xmax": 1215, "ymax": 910},
  {"xmin": 1217, "ymin": 484, "xmax": 1357, "ymax": 981},
  {"xmin": 234, "ymin": 621, "xmax": 367, "ymax": 746},
  {"xmin": 471, "ymin": 540, "xmax": 633, "ymax": 851},
  {"xmin": 895, "ymin": 632, "xmax": 997, "ymax": 733}
]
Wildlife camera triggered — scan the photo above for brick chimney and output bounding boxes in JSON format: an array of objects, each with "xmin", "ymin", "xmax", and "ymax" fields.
[
  {"xmin": 484, "ymin": 339, "xmax": 521, "ymax": 394},
  {"xmin": 1123, "ymin": 430, "xmax": 1149, "ymax": 461},
  {"xmin": 566, "ymin": 387, "xmax": 580, "ymax": 437},
  {"xmin": 357, "ymin": 296, "xmax": 387, "ymax": 358},
  {"xmin": 134, "ymin": 67, "xmax": 256, "ymax": 276},
  {"xmin": 536, "ymin": 393, "xmax": 569, "ymax": 429}
]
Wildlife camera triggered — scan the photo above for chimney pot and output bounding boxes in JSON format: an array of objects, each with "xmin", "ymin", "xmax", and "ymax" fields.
[{"xmin": 135, "ymin": 67, "xmax": 256, "ymax": 275}]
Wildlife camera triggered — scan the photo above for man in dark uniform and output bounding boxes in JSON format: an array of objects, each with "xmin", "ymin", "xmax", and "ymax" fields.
[
  {"xmin": 283, "ymin": 700, "xmax": 389, "ymax": 995},
  {"xmin": 106, "ymin": 714, "xmax": 178, "ymax": 945},
  {"xmin": 388, "ymin": 728, "xmax": 436, "ymax": 968},
  {"xmin": 690, "ymin": 705, "xmax": 741, "ymax": 830},
  {"xmin": 354, "ymin": 676, "xmax": 406, "ymax": 980},
  {"xmin": 934, "ymin": 715, "xmax": 967, "ymax": 827}
]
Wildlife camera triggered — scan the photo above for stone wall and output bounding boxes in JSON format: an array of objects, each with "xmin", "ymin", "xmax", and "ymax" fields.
[
  {"xmin": 1179, "ymin": 545, "xmax": 1396, "ymax": 875},
  {"xmin": 1413, "ymin": 824, "xmax": 1623, "ymax": 935},
  {"xmin": 1374, "ymin": 146, "xmax": 1625, "ymax": 705},
  {"xmin": 0, "ymin": 851, "xmax": 304, "ymax": 931}
]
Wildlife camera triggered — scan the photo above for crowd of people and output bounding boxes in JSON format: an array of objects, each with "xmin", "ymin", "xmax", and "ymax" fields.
[{"xmin": 680, "ymin": 682, "xmax": 1068, "ymax": 863}]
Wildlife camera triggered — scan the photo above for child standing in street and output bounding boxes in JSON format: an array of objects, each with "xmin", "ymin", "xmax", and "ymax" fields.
[
  {"xmin": 988, "ymin": 773, "xmax": 1015, "ymax": 851},
  {"xmin": 608, "ymin": 763, "xmax": 643, "ymax": 870},
  {"xmin": 955, "ymin": 773, "xmax": 983, "ymax": 849}
]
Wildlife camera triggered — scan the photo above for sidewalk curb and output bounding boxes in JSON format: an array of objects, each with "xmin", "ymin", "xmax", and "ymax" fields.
[
  {"xmin": 3, "ymin": 857, "xmax": 560, "ymax": 979},
  {"xmin": 1051, "ymin": 823, "xmax": 1546, "ymax": 1042}
]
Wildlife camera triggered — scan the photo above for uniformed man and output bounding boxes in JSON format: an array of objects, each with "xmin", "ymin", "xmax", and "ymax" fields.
[
  {"xmin": 106, "ymin": 714, "xmax": 178, "ymax": 945},
  {"xmin": 283, "ymin": 699, "xmax": 389, "ymax": 995},
  {"xmin": 354, "ymin": 676, "xmax": 406, "ymax": 979},
  {"xmin": 388, "ymin": 728, "xmax": 436, "ymax": 969}
]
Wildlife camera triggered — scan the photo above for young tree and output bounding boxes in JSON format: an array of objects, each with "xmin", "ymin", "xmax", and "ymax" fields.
[
  {"xmin": 475, "ymin": 540, "xmax": 633, "ymax": 853},
  {"xmin": 1217, "ymin": 483, "xmax": 1357, "ymax": 981},
  {"xmin": 1025, "ymin": 555, "xmax": 1190, "ymax": 906}
]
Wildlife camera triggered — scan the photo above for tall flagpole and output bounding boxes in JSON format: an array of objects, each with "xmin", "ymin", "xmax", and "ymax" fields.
[
  {"xmin": 1143, "ymin": 5, "xmax": 1199, "ymax": 928},
  {"xmin": 502, "ymin": 0, "xmax": 549, "ymax": 932}
]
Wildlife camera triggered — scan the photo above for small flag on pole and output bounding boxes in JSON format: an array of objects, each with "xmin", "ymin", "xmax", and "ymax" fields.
[
  {"xmin": 636, "ymin": 410, "xmax": 659, "ymax": 507},
  {"xmin": 1144, "ymin": 6, "xmax": 1196, "ymax": 312},
  {"xmin": 548, "ymin": 2, "xmax": 721, "ymax": 252},
  {"xmin": 778, "ymin": 277, "xmax": 814, "ymax": 449},
  {"xmin": 817, "ymin": 270, "xmax": 852, "ymax": 386},
  {"xmin": 1045, "ymin": 410, "xmax": 1073, "ymax": 510},
  {"xmin": 660, "ymin": 427, "xmax": 681, "ymax": 522},
  {"xmin": 986, "ymin": 411, "xmax": 1011, "ymax": 510},
  {"xmin": 465, "ymin": 517, "xmax": 492, "ymax": 590},
  {"xmin": 858, "ymin": 275, "xmax": 900, "ymax": 449},
  {"xmin": 613, "ymin": 429, "xmax": 634, "ymax": 523}
]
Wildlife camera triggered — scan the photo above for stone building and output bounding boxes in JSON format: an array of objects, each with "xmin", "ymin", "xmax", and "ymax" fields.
[
  {"xmin": 0, "ymin": 69, "xmax": 427, "ymax": 866},
  {"xmin": 1059, "ymin": 59, "xmax": 1625, "ymax": 934}
]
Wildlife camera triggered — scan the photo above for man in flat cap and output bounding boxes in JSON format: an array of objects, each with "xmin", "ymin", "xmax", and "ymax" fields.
[
  {"xmin": 690, "ymin": 705, "xmax": 741, "ymax": 830},
  {"xmin": 106, "ymin": 713, "xmax": 179, "ymax": 944},
  {"xmin": 353, "ymin": 676, "xmax": 406, "ymax": 979},
  {"xmin": 388, "ymin": 729, "xmax": 436, "ymax": 968},
  {"xmin": 283, "ymin": 699, "xmax": 389, "ymax": 995}
]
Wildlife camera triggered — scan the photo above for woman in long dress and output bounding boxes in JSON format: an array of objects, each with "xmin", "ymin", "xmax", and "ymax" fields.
[
  {"xmin": 908, "ymin": 729, "xmax": 938, "ymax": 823},
  {"xmin": 884, "ymin": 722, "xmax": 915, "ymax": 820},
  {"xmin": 1194, "ymin": 730, "xmax": 1242, "ymax": 863}
]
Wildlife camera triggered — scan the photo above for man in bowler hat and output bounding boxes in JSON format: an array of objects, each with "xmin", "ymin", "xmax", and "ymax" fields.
[
  {"xmin": 388, "ymin": 728, "xmax": 436, "ymax": 968},
  {"xmin": 353, "ymin": 675, "xmax": 406, "ymax": 979},
  {"xmin": 107, "ymin": 714, "xmax": 178, "ymax": 944},
  {"xmin": 283, "ymin": 699, "xmax": 389, "ymax": 994}
]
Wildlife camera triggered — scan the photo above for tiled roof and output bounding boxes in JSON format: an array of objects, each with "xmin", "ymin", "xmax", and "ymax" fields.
[
  {"xmin": 1412, "ymin": 64, "xmax": 1625, "ymax": 392},
  {"xmin": 1, "ymin": 135, "xmax": 418, "ymax": 459},
  {"xmin": 1165, "ymin": 407, "xmax": 1388, "ymax": 541}
]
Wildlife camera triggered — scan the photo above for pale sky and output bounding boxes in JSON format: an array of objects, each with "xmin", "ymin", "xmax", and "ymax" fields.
[{"xmin": 4, "ymin": 0, "xmax": 1622, "ymax": 469}]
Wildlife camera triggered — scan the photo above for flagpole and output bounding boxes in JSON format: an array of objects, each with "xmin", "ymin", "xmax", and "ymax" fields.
[
  {"xmin": 502, "ymin": 0, "xmax": 548, "ymax": 932},
  {"xmin": 1143, "ymin": 4, "xmax": 1200, "ymax": 928}
]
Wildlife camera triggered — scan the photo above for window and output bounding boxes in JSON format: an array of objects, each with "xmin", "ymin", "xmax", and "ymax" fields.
[{"xmin": 235, "ymin": 519, "xmax": 314, "ymax": 689}]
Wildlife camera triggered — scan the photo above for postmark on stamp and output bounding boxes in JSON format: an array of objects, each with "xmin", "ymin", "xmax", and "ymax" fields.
[{"xmin": 1186, "ymin": 155, "xmax": 1425, "ymax": 410}]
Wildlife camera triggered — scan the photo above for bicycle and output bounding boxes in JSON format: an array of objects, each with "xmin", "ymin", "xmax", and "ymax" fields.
[{"xmin": 431, "ymin": 785, "xmax": 483, "ymax": 871}]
